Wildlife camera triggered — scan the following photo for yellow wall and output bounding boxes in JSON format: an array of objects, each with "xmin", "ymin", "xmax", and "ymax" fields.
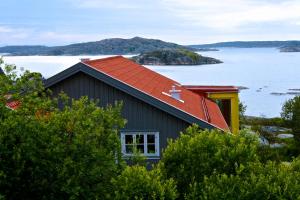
[{"xmin": 208, "ymin": 93, "xmax": 239, "ymax": 134}]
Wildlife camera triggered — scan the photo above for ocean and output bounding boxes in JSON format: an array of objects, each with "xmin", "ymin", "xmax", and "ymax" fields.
[{"xmin": 2, "ymin": 48, "xmax": 300, "ymax": 117}]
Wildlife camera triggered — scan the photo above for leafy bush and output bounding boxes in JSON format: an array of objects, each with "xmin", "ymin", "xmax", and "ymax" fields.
[
  {"xmin": 158, "ymin": 125, "xmax": 259, "ymax": 196},
  {"xmin": 188, "ymin": 160, "xmax": 300, "ymax": 200},
  {"xmin": 282, "ymin": 96, "xmax": 300, "ymax": 135},
  {"xmin": 0, "ymin": 61, "xmax": 126, "ymax": 199},
  {"xmin": 244, "ymin": 116, "xmax": 285, "ymax": 127},
  {"xmin": 111, "ymin": 166, "xmax": 177, "ymax": 200},
  {"xmin": 239, "ymin": 102, "xmax": 247, "ymax": 127}
]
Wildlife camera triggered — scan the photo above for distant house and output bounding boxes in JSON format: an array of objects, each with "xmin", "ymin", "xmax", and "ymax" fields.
[
  {"xmin": 1, "ymin": 67, "xmax": 21, "ymax": 110},
  {"xmin": 45, "ymin": 56, "xmax": 239, "ymax": 160}
]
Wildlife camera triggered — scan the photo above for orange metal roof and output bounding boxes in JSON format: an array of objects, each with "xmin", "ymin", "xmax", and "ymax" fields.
[{"xmin": 84, "ymin": 56, "xmax": 229, "ymax": 131}]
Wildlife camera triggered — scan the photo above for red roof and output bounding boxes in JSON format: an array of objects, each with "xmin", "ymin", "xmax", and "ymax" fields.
[
  {"xmin": 6, "ymin": 101, "xmax": 20, "ymax": 110},
  {"xmin": 84, "ymin": 56, "xmax": 229, "ymax": 131}
]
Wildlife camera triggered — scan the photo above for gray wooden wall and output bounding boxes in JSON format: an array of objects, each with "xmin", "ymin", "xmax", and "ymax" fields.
[{"xmin": 49, "ymin": 72, "xmax": 191, "ymax": 159}]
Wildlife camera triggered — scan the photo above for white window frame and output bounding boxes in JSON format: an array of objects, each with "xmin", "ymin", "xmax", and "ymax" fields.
[{"xmin": 121, "ymin": 132, "xmax": 160, "ymax": 157}]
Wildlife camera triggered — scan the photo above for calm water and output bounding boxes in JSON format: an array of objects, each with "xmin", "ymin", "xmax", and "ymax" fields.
[{"xmin": 2, "ymin": 48, "xmax": 300, "ymax": 117}]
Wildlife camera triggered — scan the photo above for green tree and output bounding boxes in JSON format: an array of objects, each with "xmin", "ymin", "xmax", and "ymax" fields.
[
  {"xmin": 158, "ymin": 125, "xmax": 259, "ymax": 197},
  {"xmin": 281, "ymin": 96, "xmax": 300, "ymax": 135},
  {"xmin": 0, "ymin": 59, "xmax": 126, "ymax": 199},
  {"xmin": 239, "ymin": 101, "xmax": 247, "ymax": 126},
  {"xmin": 111, "ymin": 166, "xmax": 177, "ymax": 200}
]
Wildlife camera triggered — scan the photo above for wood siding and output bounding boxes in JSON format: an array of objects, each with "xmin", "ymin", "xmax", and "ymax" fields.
[{"xmin": 49, "ymin": 72, "xmax": 191, "ymax": 158}]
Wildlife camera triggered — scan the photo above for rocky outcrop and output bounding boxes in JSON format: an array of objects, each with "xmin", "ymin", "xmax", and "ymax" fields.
[{"xmin": 131, "ymin": 49, "xmax": 222, "ymax": 65}]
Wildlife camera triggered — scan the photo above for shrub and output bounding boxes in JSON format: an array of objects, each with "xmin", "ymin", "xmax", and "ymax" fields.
[
  {"xmin": 111, "ymin": 166, "xmax": 177, "ymax": 200},
  {"xmin": 188, "ymin": 160, "xmax": 300, "ymax": 200},
  {"xmin": 158, "ymin": 125, "xmax": 259, "ymax": 196},
  {"xmin": 282, "ymin": 96, "xmax": 300, "ymax": 136},
  {"xmin": 0, "ymin": 61, "xmax": 126, "ymax": 199}
]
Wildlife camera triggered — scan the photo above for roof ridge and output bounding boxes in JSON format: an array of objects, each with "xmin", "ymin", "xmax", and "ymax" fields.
[
  {"xmin": 83, "ymin": 55, "xmax": 124, "ymax": 63},
  {"xmin": 85, "ymin": 56, "xmax": 213, "ymax": 104}
]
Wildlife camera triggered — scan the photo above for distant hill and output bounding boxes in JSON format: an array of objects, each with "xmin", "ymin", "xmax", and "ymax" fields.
[
  {"xmin": 0, "ymin": 37, "xmax": 195, "ymax": 56},
  {"xmin": 131, "ymin": 49, "xmax": 222, "ymax": 65},
  {"xmin": 190, "ymin": 41, "xmax": 300, "ymax": 48},
  {"xmin": 0, "ymin": 46, "xmax": 50, "ymax": 56}
]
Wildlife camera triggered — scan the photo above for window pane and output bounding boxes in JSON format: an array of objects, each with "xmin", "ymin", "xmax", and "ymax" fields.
[
  {"xmin": 136, "ymin": 145, "xmax": 144, "ymax": 153},
  {"xmin": 125, "ymin": 135, "xmax": 133, "ymax": 144},
  {"xmin": 125, "ymin": 145, "xmax": 133, "ymax": 153},
  {"xmin": 136, "ymin": 134, "xmax": 144, "ymax": 144},
  {"xmin": 147, "ymin": 144, "xmax": 155, "ymax": 154},
  {"xmin": 147, "ymin": 134, "xmax": 155, "ymax": 144}
]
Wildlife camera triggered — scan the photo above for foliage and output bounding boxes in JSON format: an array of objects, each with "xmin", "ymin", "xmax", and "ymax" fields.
[
  {"xmin": 127, "ymin": 146, "xmax": 147, "ymax": 167},
  {"xmin": 3, "ymin": 58, "xmax": 300, "ymax": 200},
  {"xmin": 178, "ymin": 49, "xmax": 201, "ymax": 62},
  {"xmin": 158, "ymin": 125, "xmax": 259, "ymax": 196},
  {"xmin": 281, "ymin": 95, "xmax": 300, "ymax": 135},
  {"xmin": 187, "ymin": 160, "xmax": 300, "ymax": 200},
  {"xmin": 239, "ymin": 101, "xmax": 247, "ymax": 126},
  {"xmin": 250, "ymin": 124, "xmax": 279, "ymax": 144},
  {"xmin": 244, "ymin": 116, "xmax": 285, "ymax": 127},
  {"xmin": 0, "ymin": 59, "xmax": 126, "ymax": 199},
  {"xmin": 158, "ymin": 125, "xmax": 300, "ymax": 199},
  {"xmin": 251, "ymin": 125, "xmax": 300, "ymax": 162},
  {"xmin": 111, "ymin": 166, "xmax": 177, "ymax": 200},
  {"xmin": 258, "ymin": 145, "xmax": 286, "ymax": 163}
]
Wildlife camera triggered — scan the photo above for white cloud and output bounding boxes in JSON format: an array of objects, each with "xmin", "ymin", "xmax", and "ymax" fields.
[
  {"xmin": 161, "ymin": 0, "xmax": 300, "ymax": 30},
  {"xmin": 0, "ymin": 26, "xmax": 33, "ymax": 45},
  {"xmin": 69, "ymin": 0, "xmax": 141, "ymax": 9},
  {"xmin": 33, "ymin": 31, "xmax": 143, "ymax": 45},
  {"xmin": 0, "ymin": 26, "xmax": 13, "ymax": 33}
]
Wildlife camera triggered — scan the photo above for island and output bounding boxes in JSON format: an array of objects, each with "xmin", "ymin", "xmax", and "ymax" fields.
[
  {"xmin": 280, "ymin": 46, "xmax": 300, "ymax": 52},
  {"xmin": 131, "ymin": 49, "xmax": 222, "ymax": 65},
  {"xmin": 190, "ymin": 40, "xmax": 300, "ymax": 48}
]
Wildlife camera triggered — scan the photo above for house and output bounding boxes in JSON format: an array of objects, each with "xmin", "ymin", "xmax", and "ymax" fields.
[
  {"xmin": 0, "ymin": 68, "xmax": 20, "ymax": 110},
  {"xmin": 45, "ymin": 56, "xmax": 239, "ymax": 160}
]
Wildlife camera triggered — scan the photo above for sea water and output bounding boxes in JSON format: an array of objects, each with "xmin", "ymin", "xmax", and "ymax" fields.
[{"xmin": 2, "ymin": 48, "xmax": 300, "ymax": 117}]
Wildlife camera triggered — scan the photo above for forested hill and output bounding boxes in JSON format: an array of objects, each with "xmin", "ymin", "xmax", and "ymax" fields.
[
  {"xmin": 190, "ymin": 41, "xmax": 300, "ymax": 48},
  {"xmin": 0, "ymin": 37, "xmax": 195, "ymax": 56}
]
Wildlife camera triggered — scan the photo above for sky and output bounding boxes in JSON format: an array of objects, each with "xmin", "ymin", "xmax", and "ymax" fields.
[{"xmin": 0, "ymin": 0, "xmax": 300, "ymax": 46}]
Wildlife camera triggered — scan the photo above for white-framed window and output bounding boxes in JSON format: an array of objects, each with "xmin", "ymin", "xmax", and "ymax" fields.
[{"xmin": 121, "ymin": 132, "xmax": 159, "ymax": 157}]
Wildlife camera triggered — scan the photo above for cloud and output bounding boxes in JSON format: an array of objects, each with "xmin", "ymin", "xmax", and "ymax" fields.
[
  {"xmin": 0, "ymin": 26, "xmax": 33, "ymax": 45},
  {"xmin": 1, "ymin": 0, "xmax": 300, "ymax": 45},
  {"xmin": 0, "ymin": 26, "xmax": 13, "ymax": 33},
  {"xmin": 69, "ymin": 0, "xmax": 142, "ymax": 9},
  {"xmin": 26, "ymin": 31, "xmax": 141, "ymax": 45},
  {"xmin": 161, "ymin": 0, "xmax": 300, "ymax": 30}
]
